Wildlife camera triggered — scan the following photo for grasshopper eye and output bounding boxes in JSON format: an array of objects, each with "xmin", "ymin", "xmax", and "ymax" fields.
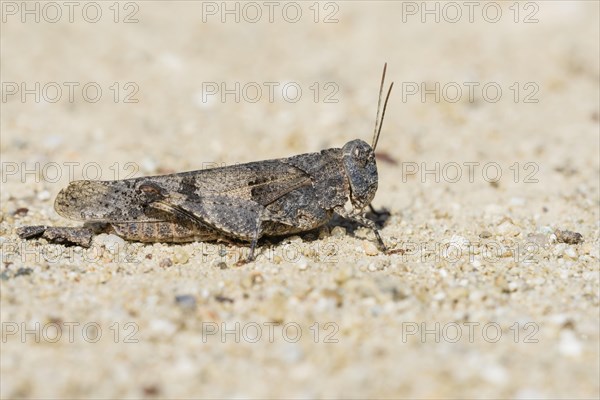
[{"xmin": 353, "ymin": 147, "xmax": 368, "ymax": 167}]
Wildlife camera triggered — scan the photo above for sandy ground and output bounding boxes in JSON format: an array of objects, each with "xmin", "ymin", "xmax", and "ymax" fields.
[{"xmin": 1, "ymin": 1, "xmax": 599, "ymax": 398}]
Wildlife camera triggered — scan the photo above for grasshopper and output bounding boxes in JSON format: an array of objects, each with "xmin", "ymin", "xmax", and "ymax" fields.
[{"xmin": 18, "ymin": 65, "xmax": 394, "ymax": 261}]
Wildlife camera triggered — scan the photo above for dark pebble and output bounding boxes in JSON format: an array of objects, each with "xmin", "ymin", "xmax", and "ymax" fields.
[
  {"xmin": 14, "ymin": 267, "xmax": 33, "ymax": 277},
  {"xmin": 215, "ymin": 295, "xmax": 234, "ymax": 304},
  {"xmin": 175, "ymin": 294, "xmax": 197, "ymax": 309},
  {"xmin": 555, "ymin": 229, "xmax": 584, "ymax": 245}
]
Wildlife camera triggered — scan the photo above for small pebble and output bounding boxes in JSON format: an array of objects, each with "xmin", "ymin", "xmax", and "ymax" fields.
[
  {"xmin": 149, "ymin": 319, "xmax": 177, "ymax": 336},
  {"xmin": 362, "ymin": 241, "xmax": 379, "ymax": 256},
  {"xmin": 42, "ymin": 135, "xmax": 63, "ymax": 149},
  {"xmin": 250, "ymin": 271, "xmax": 264, "ymax": 285},
  {"xmin": 297, "ymin": 259, "xmax": 309, "ymax": 270},
  {"xmin": 331, "ymin": 226, "xmax": 346, "ymax": 237},
  {"xmin": 215, "ymin": 295, "xmax": 234, "ymax": 303},
  {"xmin": 433, "ymin": 291, "xmax": 446, "ymax": 301},
  {"xmin": 481, "ymin": 364, "xmax": 508, "ymax": 385},
  {"xmin": 14, "ymin": 267, "xmax": 33, "ymax": 277},
  {"xmin": 563, "ymin": 247, "xmax": 578, "ymax": 260},
  {"xmin": 448, "ymin": 235, "xmax": 470, "ymax": 250},
  {"xmin": 37, "ymin": 191, "xmax": 51, "ymax": 201},
  {"xmin": 141, "ymin": 157, "xmax": 158, "ymax": 174},
  {"xmin": 159, "ymin": 258, "xmax": 173, "ymax": 268},
  {"xmin": 479, "ymin": 231, "xmax": 492, "ymax": 239},
  {"xmin": 367, "ymin": 263, "xmax": 378, "ymax": 272},
  {"xmin": 507, "ymin": 281, "xmax": 519, "ymax": 292},
  {"xmin": 558, "ymin": 330, "xmax": 582, "ymax": 357},
  {"xmin": 555, "ymin": 229, "xmax": 583, "ymax": 244},
  {"xmin": 142, "ymin": 385, "xmax": 161, "ymax": 397},
  {"xmin": 553, "ymin": 243, "xmax": 567, "ymax": 257},
  {"xmin": 95, "ymin": 234, "xmax": 126, "ymax": 252},
  {"xmin": 13, "ymin": 207, "xmax": 28, "ymax": 217},
  {"xmin": 175, "ymin": 294, "xmax": 197, "ymax": 309},
  {"xmin": 497, "ymin": 220, "xmax": 520, "ymax": 236},
  {"xmin": 215, "ymin": 261, "xmax": 228, "ymax": 269},
  {"xmin": 173, "ymin": 248, "xmax": 190, "ymax": 264},
  {"xmin": 509, "ymin": 197, "xmax": 526, "ymax": 206},
  {"xmin": 334, "ymin": 266, "xmax": 353, "ymax": 284}
]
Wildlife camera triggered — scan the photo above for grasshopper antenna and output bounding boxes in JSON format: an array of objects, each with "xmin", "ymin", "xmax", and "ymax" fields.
[{"xmin": 371, "ymin": 63, "xmax": 394, "ymax": 151}]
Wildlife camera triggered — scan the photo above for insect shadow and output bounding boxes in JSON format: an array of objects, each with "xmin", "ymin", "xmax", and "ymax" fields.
[{"xmin": 262, "ymin": 205, "xmax": 392, "ymax": 249}]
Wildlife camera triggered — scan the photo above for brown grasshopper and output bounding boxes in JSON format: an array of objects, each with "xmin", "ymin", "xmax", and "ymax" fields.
[{"xmin": 18, "ymin": 65, "xmax": 394, "ymax": 261}]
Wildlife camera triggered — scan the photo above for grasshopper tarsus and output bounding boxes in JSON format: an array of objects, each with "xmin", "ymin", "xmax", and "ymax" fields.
[
  {"xmin": 247, "ymin": 237, "xmax": 259, "ymax": 263},
  {"xmin": 374, "ymin": 229, "xmax": 388, "ymax": 252},
  {"xmin": 334, "ymin": 206, "xmax": 387, "ymax": 253}
]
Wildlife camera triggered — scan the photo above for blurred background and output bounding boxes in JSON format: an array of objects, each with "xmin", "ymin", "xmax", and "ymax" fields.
[{"xmin": 1, "ymin": 1, "xmax": 599, "ymax": 398}]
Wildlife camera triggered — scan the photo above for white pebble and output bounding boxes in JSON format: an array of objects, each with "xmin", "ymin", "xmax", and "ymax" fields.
[
  {"xmin": 149, "ymin": 318, "xmax": 177, "ymax": 336},
  {"xmin": 481, "ymin": 364, "xmax": 508, "ymax": 385},
  {"xmin": 141, "ymin": 157, "xmax": 157, "ymax": 174},
  {"xmin": 37, "ymin": 191, "xmax": 51, "ymax": 201},
  {"xmin": 42, "ymin": 135, "xmax": 63, "ymax": 149},
  {"xmin": 331, "ymin": 226, "xmax": 347, "ymax": 237},
  {"xmin": 469, "ymin": 290, "xmax": 485, "ymax": 302},
  {"xmin": 548, "ymin": 313, "xmax": 569, "ymax": 326},
  {"xmin": 553, "ymin": 243, "xmax": 567, "ymax": 257},
  {"xmin": 173, "ymin": 248, "xmax": 190, "ymax": 264},
  {"xmin": 297, "ymin": 258, "xmax": 309, "ymax": 270},
  {"xmin": 94, "ymin": 234, "xmax": 126, "ymax": 253},
  {"xmin": 564, "ymin": 247, "xmax": 578, "ymax": 260},
  {"xmin": 509, "ymin": 197, "xmax": 526, "ymax": 206},
  {"xmin": 362, "ymin": 241, "xmax": 379, "ymax": 256},
  {"xmin": 558, "ymin": 330, "xmax": 582, "ymax": 357},
  {"xmin": 433, "ymin": 291, "xmax": 446, "ymax": 300},
  {"xmin": 497, "ymin": 220, "xmax": 520, "ymax": 236},
  {"xmin": 449, "ymin": 235, "xmax": 470, "ymax": 249}
]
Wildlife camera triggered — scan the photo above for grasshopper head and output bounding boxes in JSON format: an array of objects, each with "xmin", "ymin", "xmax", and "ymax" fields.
[
  {"xmin": 343, "ymin": 63, "xmax": 394, "ymax": 211},
  {"xmin": 342, "ymin": 139, "xmax": 378, "ymax": 209}
]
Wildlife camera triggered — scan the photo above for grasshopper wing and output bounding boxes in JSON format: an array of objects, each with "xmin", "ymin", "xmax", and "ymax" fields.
[{"xmin": 54, "ymin": 158, "xmax": 313, "ymax": 223}]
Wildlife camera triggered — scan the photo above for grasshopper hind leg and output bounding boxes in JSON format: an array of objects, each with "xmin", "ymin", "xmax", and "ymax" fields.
[{"xmin": 109, "ymin": 221, "xmax": 218, "ymax": 243}]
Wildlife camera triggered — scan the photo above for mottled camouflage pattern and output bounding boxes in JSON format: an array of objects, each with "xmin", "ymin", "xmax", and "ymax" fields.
[
  {"xmin": 21, "ymin": 65, "xmax": 393, "ymax": 260},
  {"xmin": 50, "ymin": 140, "xmax": 382, "ymax": 259}
]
